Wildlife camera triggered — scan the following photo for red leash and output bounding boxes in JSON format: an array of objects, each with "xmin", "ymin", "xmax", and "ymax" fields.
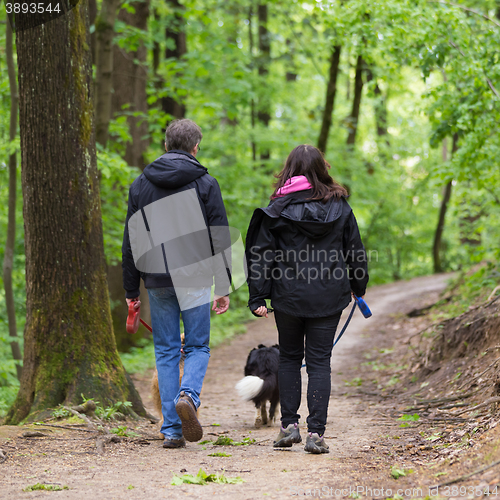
[
  {"xmin": 126, "ymin": 300, "xmax": 152, "ymax": 334},
  {"xmin": 140, "ymin": 318, "xmax": 152, "ymax": 333}
]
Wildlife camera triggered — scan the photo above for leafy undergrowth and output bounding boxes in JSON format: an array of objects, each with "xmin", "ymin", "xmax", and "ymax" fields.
[
  {"xmin": 23, "ymin": 483, "xmax": 68, "ymax": 491},
  {"xmin": 171, "ymin": 468, "xmax": 244, "ymax": 485},
  {"xmin": 346, "ymin": 267, "xmax": 500, "ymax": 485},
  {"xmin": 425, "ymin": 262, "xmax": 500, "ymax": 322},
  {"xmin": 199, "ymin": 436, "xmax": 255, "ymax": 446}
]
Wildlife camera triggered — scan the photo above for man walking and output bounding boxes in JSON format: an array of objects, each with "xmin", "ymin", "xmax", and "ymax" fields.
[{"xmin": 122, "ymin": 119, "xmax": 231, "ymax": 448}]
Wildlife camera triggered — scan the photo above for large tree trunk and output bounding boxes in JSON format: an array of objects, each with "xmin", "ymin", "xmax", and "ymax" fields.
[
  {"xmin": 3, "ymin": 23, "xmax": 22, "ymax": 381},
  {"xmin": 346, "ymin": 54, "xmax": 365, "ymax": 147},
  {"xmin": 317, "ymin": 45, "xmax": 341, "ymax": 154},
  {"xmin": 433, "ymin": 135, "xmax": 458, "ymax": 273},
  {"xmin": 257, "ymin": 3, "xmax": 271, "ymax": 160},
  {"xmin": 95, "ymin": 0, "xmax": 122, "ymax": 146},
  {"xmin": 162, "ymin": 0, "xmax": 187, "ymax": 121},
  {"xmin": 6, "ymin": 3, "xmax": 144, "ymax": 424},
  {"xmin": 111, "ymin": 0, "xmax": 150, "ymax": 169}
]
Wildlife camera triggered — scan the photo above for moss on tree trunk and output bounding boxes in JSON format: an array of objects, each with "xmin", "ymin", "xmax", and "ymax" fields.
[{"xmin": 6, "ymin": 2, "xmax": 145, "ymax": 424}]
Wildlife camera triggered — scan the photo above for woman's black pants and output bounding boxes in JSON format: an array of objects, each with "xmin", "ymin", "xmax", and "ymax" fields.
[{"xmin": 274, "ymin": 309, "xmax": 342, "ymax": 436}]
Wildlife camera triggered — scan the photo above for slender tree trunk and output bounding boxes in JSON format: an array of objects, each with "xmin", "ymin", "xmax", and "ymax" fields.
[
  {"xmin": 317, "ymin": 45, "xmax": 341, "ymax": 154},
  {"xmin": 95, "ymin": 0, "xmax": 122, "ymax": 146},
  {"xmin": 346, "ymin": 54, "xmax": 364, "ymax": 147},
  {"xmin": 257, "ymin": 3, "xmax": 271, "ymax": 160},
  {"xmin": 249, "ymin": 5, "xmax": 257, "ymax": 162},
  {"xmin": 3, "ymin": 23, "xmax": 22, "ymax": 381},
  {"xmin": 365, "ymin": 68, "xmax": 389, "ymax": 174},
  {"xmin": 373, "ymin": 83, "xmax": 389, "ymax": 141},
  {"xmin": 433, "ymin": 135, "xmax": 458, "ymax": 273},
  {"xmin": 108, "ymin": 0, "xmax": 151, "ymax": 352},
  {"xmin": 285, "ymin": 37, "xmax": 297, "ymax": 82},
  {"xmin": 162, "ymin": 0, "xmax": 187, "ymax": 121},
  {"xmin": 111, "ymin": 0, "xmax": 150, "ymax": 168},
  {"xmin": 6, "ymin": 3, "xmax": 144, "ymax": 424}
]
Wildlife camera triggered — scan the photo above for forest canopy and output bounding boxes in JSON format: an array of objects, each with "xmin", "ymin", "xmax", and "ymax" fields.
[{"xmin": 1, "ymin": 0, "xmax": 500, "ymax": 416}]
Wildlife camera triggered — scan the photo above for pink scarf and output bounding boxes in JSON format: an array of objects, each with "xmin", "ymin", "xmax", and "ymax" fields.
[{"xmin": 273, "ymin": 175, "xmax": 313, "ymax": 198}]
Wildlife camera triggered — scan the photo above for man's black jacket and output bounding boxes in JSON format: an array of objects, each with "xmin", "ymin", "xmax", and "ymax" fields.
[
  {"xmin": 245, "ymin": 191, "xmax": 369, "ymax": 318},
  {"xmin": 122, "ymin": 150, "xmax": 229, "ymax": 298}
]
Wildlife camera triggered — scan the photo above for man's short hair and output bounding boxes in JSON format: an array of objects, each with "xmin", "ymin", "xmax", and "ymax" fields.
[{"xmin": 165, "ymin": 119, "xmax": 203, "ymax": 153}]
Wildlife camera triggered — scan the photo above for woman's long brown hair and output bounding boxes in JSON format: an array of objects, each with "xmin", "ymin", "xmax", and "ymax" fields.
[{"xmin": 271, "ymin": 144, "xmax": 348, "ymax": 201}]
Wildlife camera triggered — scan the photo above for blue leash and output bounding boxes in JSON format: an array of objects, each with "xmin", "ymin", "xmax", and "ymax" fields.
[
  {"xmin": 334, "ymin": 300, "xmax": 357, "ymax": 347},
  {"xmin": 300, "ymin": 300, "xmax": 358, "ymax": 368}
]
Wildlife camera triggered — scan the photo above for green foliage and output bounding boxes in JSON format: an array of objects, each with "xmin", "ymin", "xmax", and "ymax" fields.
[
  {"xmin": 2, "ymin": 0, "xmax": 500, "ymax": 414},
  {"xmin": 213, "ymin": 436, "xmax": 255, "ymax": 446},
  {"xmin": 97, "ymin": 147, "xmax": 141, "ymax": 265},
  {"xmin": 391, "ymin": 466, "xmax": 412, "ymax": 479},
  {"xmin": 345, "ymin": 377, "xmax": 363, "ymax": 387},
  {"xmin": 207, "ymin": 452, "xmax": 231, "ymax": 457},
  {"xmin": 171, "ymin": 468, "xmax": 244, "ymax": 485},
  {"xmin": 398, "ymin": 413, "xmax": 420, "ymax": 428},
  {"xmin": 23, "ymin": 484, "xmax": 69, "ymax": 491},
  {"xmin": 119, "ymin": 337, "xmax": 156, "ymax": 375},
  {"xmin": 52, "ymin": 406, "xmax": 72, "ymax": 419},
  {"xmin": 95, "ymin": 400, "xmax": 133, "ymax": 421},
  {"xmin": 110, "ymin": 425, "xmax": 139, "ymax": 437}
]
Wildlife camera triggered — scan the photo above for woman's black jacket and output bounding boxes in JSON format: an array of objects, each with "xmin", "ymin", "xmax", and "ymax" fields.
[{"xmin": 245, "ymin": 191, "xmax": 369, "ymax": 318}]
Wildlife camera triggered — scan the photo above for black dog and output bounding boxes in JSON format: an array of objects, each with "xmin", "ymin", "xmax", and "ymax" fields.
[{"xmin": 235, "ymin": 344, "xmax": 280, "ymax": 427}]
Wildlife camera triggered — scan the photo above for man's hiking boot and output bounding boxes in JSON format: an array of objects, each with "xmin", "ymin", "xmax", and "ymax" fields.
[
  {"xmin": 304, "ymin": 432, "xmax": 329, "ymax": 454},
  {"xmin": 163, "ymin": 436, "xmax": 186, "ymax": 449},
  {"xmin": 273, "ymin": 423, "xmax": 302, "ymax": 448},
  {"xmin": 175, "ymin": 392, "xmax": 203, "ymax": 442}
]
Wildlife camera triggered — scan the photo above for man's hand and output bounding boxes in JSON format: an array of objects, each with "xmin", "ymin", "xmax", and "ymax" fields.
[
  {"xmin": 253, "ymin": 306, "xmax": 268, "ymax": 318},
  {"xmin": 212, "ymin": 295, "xmax": 230, "ymax": 315},
  {"xmin": 126, "ymin": 298, "xmax": 141, "ymax": 309}
]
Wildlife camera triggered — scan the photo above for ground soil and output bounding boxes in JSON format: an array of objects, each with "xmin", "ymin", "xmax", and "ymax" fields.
[{"xmin": 2, "ymin": 274, "xmax": 500, "ymax": 499}]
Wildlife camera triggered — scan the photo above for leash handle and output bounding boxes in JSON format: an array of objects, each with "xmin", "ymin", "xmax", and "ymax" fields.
[
  {"xmin": 126, "ymin": 299, "xmax": 154, "ymax": 334},
  {"xmin": 354, "ymin": 295, "xmax": 372, "ymax": 318}
]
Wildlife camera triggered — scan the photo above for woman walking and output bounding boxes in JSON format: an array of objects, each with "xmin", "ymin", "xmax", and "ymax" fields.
[{"xmin": 245, "ymin": 144, "xmax": 369, "ymax": 454}]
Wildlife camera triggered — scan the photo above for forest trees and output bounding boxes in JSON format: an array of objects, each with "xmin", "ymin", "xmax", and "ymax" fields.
[
  {"xmin": 1, "ymin": 0, "xmax": 499, "ymax": 417},
  {"xmin": 5, "ymin": 2, "xmax": 144, "ymax": 423}
]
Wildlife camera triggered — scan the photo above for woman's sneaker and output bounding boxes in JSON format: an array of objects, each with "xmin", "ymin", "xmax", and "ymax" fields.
[
  {"xmin": 273, "ymin": 423, "xmax": 302, "ymax": 447},
  {"xmin": 304, "ymin": 432, "xmax": 329, "ymax": 454}
]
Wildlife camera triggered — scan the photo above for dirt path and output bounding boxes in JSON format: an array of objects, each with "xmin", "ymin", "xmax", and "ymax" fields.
[{"xmin": 1, "ymin": 275, "xmax": 453, "ymax": 499}]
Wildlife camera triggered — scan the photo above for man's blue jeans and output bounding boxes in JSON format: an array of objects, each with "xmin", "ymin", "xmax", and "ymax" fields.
[{"xmin": 147, "ymin": 286, "xmax": 211, "ymax": 439}]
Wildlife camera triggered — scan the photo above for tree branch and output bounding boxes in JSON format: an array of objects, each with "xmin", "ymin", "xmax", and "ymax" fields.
[{"xmin": 428, "ymin": 1, "xmax": 500, "ymax": 28}]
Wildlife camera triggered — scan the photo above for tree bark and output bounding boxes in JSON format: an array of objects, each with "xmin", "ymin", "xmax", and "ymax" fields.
[
  {"xmin": 433, "ymin": 135, "xmax": 458, "ymax": 273},
  {"xmin": 88, "ymin": 0, "xmax": 97, "ymax": 65},
  {"xmin": 111, "ymin": 0, "xmax": 150, "ymax": 168},
  {"xmin": 257, "ymin": 3, "xmax": 271, "ymax": 160},
  {"xmin": 95, "ymin": 0, "xmax": 122, "ymax": 146},
  {"xmin": 6, "ymin": 3, "xmax": 144, "ymax": 424},
  {"xmin": 162, "ymin": 0, "xmax": 187, "ymax": 121},
  {"xmin": 346, "ymin": 54, "xmax": 365, "ymax": 147},
  {"xmin": 317, "ymin": 45, "xmax": 341, "ymax": 154},
  {"xmin": 3, "ymin": 22, "xmax": 22, "ymax": 381}
]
